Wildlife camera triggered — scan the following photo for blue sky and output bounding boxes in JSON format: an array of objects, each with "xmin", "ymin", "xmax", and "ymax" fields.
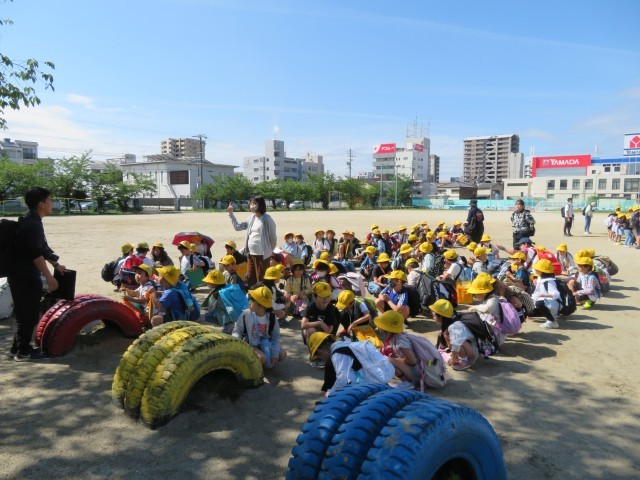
[{"xmin": 2, "ymin": 0, "xmax": 639, "ymax": 181}]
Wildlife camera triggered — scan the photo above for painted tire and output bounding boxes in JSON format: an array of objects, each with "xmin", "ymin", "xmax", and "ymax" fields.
[
  {"xmin": 111, "ymin": 321, "xmax": 199, "ymax": 408},
  {"xmin": 319, "ymin": 389, "xmax": 425, "ymax": 479},
  {"xmin": 43, "ymin": 297, "xmax": 144, "ymax": 356},
  {"xmin": 35, "ymin": 295, "xmax": 103, "ymax": 348},
  {"xmin": 286, "ymin": 384, "xmax": 389, "ymax": 480},
  {"xmin": 139, "ymin": 333, "xmax": 263, "ymax": 429},
  {"xmin": 123, "ymin": 324, "xmax": 216, "ymax": 418},
  {"xmin": 359, "ymin": 397, "xmax": 507, "ymax": 480}
]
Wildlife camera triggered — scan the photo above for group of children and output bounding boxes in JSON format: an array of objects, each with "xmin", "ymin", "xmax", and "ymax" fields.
[
  {"xmin": 605, "ymin": 205, "xmax": 640, "ymax": 248},
  {"xmin": 112, "ymin": 213, "xmax": 618, "ymax": 395}
]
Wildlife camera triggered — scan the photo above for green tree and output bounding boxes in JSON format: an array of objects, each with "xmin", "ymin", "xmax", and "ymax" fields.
[
  {"xmin": 336, "ymin": 177, "xmax": 369, "ymax": 209},
  {"xmin": 49, "ymin": 153, "xmax": 92, "ymax": 212},
  {"xmin": 306, "ymin": 172, "xmax": 336, "ymax": 210},
  {"xmin": 194, "ymin": 175, "xmax": 253, "ymax": 209},
  {"xmin": 388, "ymin": 174, "xmax": 414, "ymax": 206},
  {"xmin": 0, "ymin": 156, "xmax": 52, "ymax": 200},
  {"xmin": 1, "ymin": 14, "xmax": 55, "ymax": 130},
  {"xmin": 90, "ymin": 162, "xmax": 156, "ymax": 212},
  {"xmin": 253, "ymin": 179, "xmax": 280, "ymax": 209}
]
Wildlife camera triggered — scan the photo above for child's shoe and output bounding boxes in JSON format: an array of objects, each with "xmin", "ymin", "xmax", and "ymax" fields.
[
  {"xmin": 541, "ymin": 320, "xmax": 559, "ymax": 329},
  {"xmin": 583, "ymin": 300, "xmax": 593, "ymax": 309}
]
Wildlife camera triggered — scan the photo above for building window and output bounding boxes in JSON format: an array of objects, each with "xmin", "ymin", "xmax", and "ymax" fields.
[
  {"xmin": 604, "ymin": 165, "xmax": 611, "ymax": 172},
  {"xmin": 548, "ymin": 194, "xmax": 555, "ymax": 199},
  {"xmin": 169, "ymin": 170, "xmax": 189, "ymax": 185},
  {"xmin": 572, "ymin": 179, "xmax": 580, "ymax": 189},
  {"xmin": 584, "ymin": 179, "xmax": 593, "ymax": 189},
  {"xmin": 624, "ymin": 178, "xmax": 640, "ymax": 192},
  {"xmin": 614, "ymin": 165, "xmax": 621, "ymax": 172},
  {"xmin": 612, "ymin": 179, "xmax": 620, "ymax": 190},
  {"xmin": 274, "ymin": 152, "xmax": 280, "ymax": 157},
  {"xmin": 598, "ymin": 179, "xmax": 607, "ymax": 190},
  {"xmin": 547, "ymin": 180, "xmax": 555, "ymax": 190},
  {"xmin": 591, "ymin": 170, "xmax": 596, "ymax": 174},
  {"xmin": 559, "ymin": 180, "xmax": 567, "ymax": 190}
]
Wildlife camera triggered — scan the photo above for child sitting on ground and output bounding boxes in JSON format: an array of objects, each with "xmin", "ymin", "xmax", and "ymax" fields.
[
  {"xmin": 568, "ymin": 256, "xmax": 601, "ymax": 309},
  {"xmin": 471, "ymin": 246, "xmax": 490, "ymax": 280},
  {"xmin": 335, "ymin": 290, "xmax": 373, "ymax": 337},
  {"xmin": 301, "ymin": 282, "xmax": 344, "ymax": 344},
  {"xmin": 375, "ymin": 270, "xmax": 411, "ymax": 321},
  {"xmin": 232, "ymin": 286, "xmax": 287, "ymax": 369},
  {"xmin": 504, "ymin": 251, "xmax": 532, "ymax": 293},
  {"xmin": 467, "ymin": 273, "xmax": 507, "ymax": 347},
  {"xmin": 260, "ymin": 267, "xmax": 289, "ymax": 321},
  {"xmin": 219, "ymin": 255, "xmax": 247, "ymax": 292},
  {"xmin": 150, "ymin": 266, "xmax": 200, "ymax": 327},
  {"xmin": 284, "ymin": 259, "xmax": 313, "ymax": 317},
  {"xmin": 202, "ymin": 269, "xmax": 235, "ymax": 334},
  {"xmin": 311, "ymin": 258, "xmax": 343, "ymax": 300},
  {"xmin": 529, "ymin": 259, "xmax": 561, "ymax": 329},
  {"xmin": 431, "ymin": 299, "xmax": 478, "ymax": 371},
  {"xmin": 120, "ymin": 264, "xmax": 157, "ymax": 317}
]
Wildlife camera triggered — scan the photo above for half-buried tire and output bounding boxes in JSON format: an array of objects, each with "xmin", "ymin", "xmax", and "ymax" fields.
[
  {"xmin": 123, "ymin": 324, "xmax": 216, "ymax": 418},
  {"xmin": 140, "ymin": 333, "xmax": 264, "ymax": 429},
  {"xmin": 35, "ymin": 295, "xmax": 102, "ymax": 348},
  {"xmin": 359, "ymin": 397, "xmax": 507, "ymax": 480},
  {"xmin": 112, "ymin": 321, "xmax": 199, "ymax": 409},
  {"xmin": 42, "ymin": 296, "xmax": 144, "ymax": 356},
  {"xmin": 286, "ymin": 384, "xmax": 389, "ymax": 480}
]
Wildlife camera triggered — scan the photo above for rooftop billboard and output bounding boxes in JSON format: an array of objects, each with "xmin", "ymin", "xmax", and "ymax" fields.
[{"xmin": 531, "ymin": 154, "xmax": 591, "ymax": 177}]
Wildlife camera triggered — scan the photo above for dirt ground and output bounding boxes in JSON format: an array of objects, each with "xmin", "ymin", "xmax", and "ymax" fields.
[{"xmin": 1, "ymin": 209, "xmax": 638, "ymax": 479}]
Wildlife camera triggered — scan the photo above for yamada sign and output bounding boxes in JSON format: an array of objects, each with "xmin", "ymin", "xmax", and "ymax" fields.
[
  {"xmin": 532, "ymin": 154, "xmax": 591, "ymax": 176},
  {"xmin": 373, "ymin": 143, "xmax": 396, "ymax": 154},
  {"xmin": 624, "ymin": 133, "xmax": 640, "ymax": 156}
]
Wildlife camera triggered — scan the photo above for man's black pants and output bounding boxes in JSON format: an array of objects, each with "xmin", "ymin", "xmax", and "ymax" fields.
[{"xmin": 8, "ymin": 276, "xmax": 42, "ymax": 354}]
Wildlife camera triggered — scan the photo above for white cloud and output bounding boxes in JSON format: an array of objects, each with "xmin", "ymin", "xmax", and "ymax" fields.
[{"xmin": 65, "ymin": 93, "xmax": 123, "ymax": 113}]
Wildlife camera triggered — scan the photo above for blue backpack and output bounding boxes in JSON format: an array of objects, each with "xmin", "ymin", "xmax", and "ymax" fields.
[{"xmin": 169, "ymin": 282, "xmax": 201, "ymax": 321}]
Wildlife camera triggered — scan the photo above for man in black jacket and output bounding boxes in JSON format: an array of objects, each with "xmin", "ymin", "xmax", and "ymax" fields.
[
  {"xmin": 465, "ymin": 199, "xmax": 484, "ymax": 243},
  {"xmin": 8, "ymin": 187, "xmax": 65, "ymax": 361}
]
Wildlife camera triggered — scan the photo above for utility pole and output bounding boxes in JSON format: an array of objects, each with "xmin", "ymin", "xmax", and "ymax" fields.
[
  {"xmin": 192, "ymin": 134, "xmax": 207, "ymax": 209},
  {"xmin": 346, "ymin": 149, "xmax": 355, "ymax": 179}
]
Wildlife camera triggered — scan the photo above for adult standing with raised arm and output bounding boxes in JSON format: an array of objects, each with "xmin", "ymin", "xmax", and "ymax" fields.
[
  {"xmin": 510, "ymin": 199, "xmax": 536, "ymax": 249},
  {"xmin": 227, "ymin": 196, "xmax": 277, "ymax": 288}
]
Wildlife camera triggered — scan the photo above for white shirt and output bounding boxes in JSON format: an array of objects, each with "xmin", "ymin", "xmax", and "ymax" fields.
[
  {"xmin": 565, "ymin": 203, "xmax": 574, "ymax": 218},
  {"xmin": 248, "ymin": 216, "xmax": 264, "ymax": 256}
]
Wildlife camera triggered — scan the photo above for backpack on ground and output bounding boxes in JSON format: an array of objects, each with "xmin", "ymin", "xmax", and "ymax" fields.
[
  {"xmin": 545, "ymin": 278, "xmax": 576, "ymax": 317},
  {"xmin": 339, "ymin": 272, "xmax": 366, "ymax": 296},
  {"xmin": 494, "ymin": 297, "xmax": 522, "ymax": 335},
  {"xmin": 0, "ymin": 218, "xmax": 20, "ymax": 278},
  {"xmin": 428, "ymin": 254, "xmax": 446, "ymax": 278},
  {"xmin": 414, "ymin": 271, "xmax": 436, "ymax": 311},
  {"xmin": 534, "ymin": 249, "xmax": 562, "ymax": 275},
  {"xmin": 434, "ymin": 281, "xmax": 458, "ymax": 308},
  {"xmin": 592, "ymin": 255, "xmax": 618, "ymax": 276},
  {"xmin": 101, "ymin": 258, "xmax": 119, "ymax": 282},
  {"xmin": 401, "ymin": 333, "xmax": 447, "ymax": 390},
  {"xmin": 339, "ymin": 339, "xmax": 395, "ymax": 385}
]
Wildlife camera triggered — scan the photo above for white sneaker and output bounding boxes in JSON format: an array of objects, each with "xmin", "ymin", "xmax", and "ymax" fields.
[
  {"xmin": 541, "ymin": 320, "xmax": 559, "ymax": 329},
  {"xmin": 391, "ymin": 380, "xmax": 415, "ymax": 390}
]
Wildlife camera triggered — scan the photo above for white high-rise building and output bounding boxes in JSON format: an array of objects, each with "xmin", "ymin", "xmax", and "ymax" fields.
[
  {"xmin": 242, "ymin": 140, "xmax": 324, "ymax": 183},
  {"xmin": 463, "ymin": 134, "xmax": 520, "ymax": 183}
]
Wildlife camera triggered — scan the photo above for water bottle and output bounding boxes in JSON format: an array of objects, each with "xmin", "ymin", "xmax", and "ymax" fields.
[{"xmin": 260, "ymin": 337, "xmax": 272, "ymax": 367}]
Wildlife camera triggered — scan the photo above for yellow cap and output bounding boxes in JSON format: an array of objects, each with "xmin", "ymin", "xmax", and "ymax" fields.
[
  {"xmin": 398, "ymin": 225, "xmax": 407, "ymax": 232},
  {"xmin": 376, "ymin": 253, "xmax": 391, "ymax": 263},
  {"xmin": 203, "ymin": 270, "xmax": 226, "ymax": 285},
  {"xmin": 437, "ymin": 231, "xmax": 448, "ymax": 238},
  {"xmin": 509, "ymin": 251, "xmax": 526, "ymax": 261},
  {"xmin": 178, "ymin": 240, "xmax": 191, "ymax": 250},
  {"xmin": 454, "ymin": 221, "xmax": 462, "ymax": 226},
  {"xmin": 308, "ymin": 332, "xmax": 331, "ymax": 359},
  {"xmin": 556, "ymin": 244, "xmax": 568, "ymax": 252},
  {"xmin": 319, "ymin": 251, "xmax": 330, "ymax": 260},
  {"xmin": 220, "ymin": 255, "xmax": 236, "ymax": 265},
  {"xmin": 314, "ymin": 229, "xmax": 325, "ymax": 236},
  {"xmin": 365, "ymin": 246, "xmax": 376, "ymax": 254},
  {"xmin": 284, "ymin": 232, "xmax": 295, "ymax": 240},
  {"xmin": 532, "ymin": 259, "xmax": 554, "ymax": 274},
  {"xmin": 429, "ymin": 299, "xmax": 454, "ymax": 318},
  {"xmin": 575, "ymin": 256, "xmax": 594, "ymax": 267},
  {"xmin": 405, "ymin": 258, "xmax": 419, "ymax": 268},
  {"xmin": 480, "ymin": 234, "xmax": 491, "ymax": 243},
  {"xmin": 156, "ymin": 266, "xmax": 180, "ymax": 286},
  {"xmin": 385, "ymin": 270, "xmax": 407, "ymax": 283},
  {"xmin": 371, "ymin": 223, "xmax": 379, "ymax": 230},
  {"xmin": 137, "ymin": 242, "xmax": 149, "ymax": 250},
  {"xmin": 467, "ymin": 274, "xmax": 494, "ymax": 294},
  {"xmin": 336, "ymin": 290, "xmax": 355, "ymax": 310},
  {"xmin": 121, "ymin": 242, "xmax": 134, "ymax": 254},
  {"xmin": 152, "ymin": 242, "xmax": 164, "ymax": 249},
  {"xmin": 425, "ymin": 231, "xmax": 436, "ymax": 239},
  {"xmin": 313, "ymin": 281, "xmax": 332, "ymax": 298},
  {"xmin": 443, "ymin": 250, "xmax": 458, "ymax": 260},
  {"xmin": 374, "ymin": 310, "xmax": 404, "ymax": 334},
  {"xmin": 407, "ymin": 234, "xmax": 418, "ymax": 243},
  {"xmin": 313, "ymin": 259, "xmax": 331, "ymax": 270},
  {"xmin": 399, "ymin": 244, "xmax": 413, "ymax": 255},
  {"xmin": 473, "ymin": 246, "xmax": 488, "ymax": 257},
  {"xmin": 249, "ymin": 286, "xmax": 273, "ymax": 308},
  {"xmin": 372, "ymin": 228, "xmax": 381, "ymax": 235},
  {"xmin": 419, "ymin": 242, "xmax": 433, "ymax": 254},
  {"xmin": 189, "ymin": 243, "xmax": 198, "ymax": 253},
  {"xmin": 133, "ymin": 264, "xmax": 152, "ymax": 276},
  {"xmin": 329, "ymin": 263, "xmax": 339, "ymax": 275},
  {"xmin": 264, "ymin": 266, "xmax": 283, "ymax": 280},
  {"xmin": 224, "ymin": 241, "xmax": 237, "ymax": 249},
  {"xmin": 467, "ymin": 242, "xmax": 477, "ymax": 252}
]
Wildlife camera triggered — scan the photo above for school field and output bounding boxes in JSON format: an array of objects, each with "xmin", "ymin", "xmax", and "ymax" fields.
[{"xmin": 1, "ymin": 209, "xmax": 639, "ymax": 479}]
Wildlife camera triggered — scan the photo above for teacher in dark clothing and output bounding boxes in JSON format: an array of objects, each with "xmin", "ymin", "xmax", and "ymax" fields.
[
  {"xmin": 8, "ymin": 187, "xmax": 66, "ymax": 361},
  {"xmin": 464, "ymin": 199, "xmax": 484, "ymax": 243},
  {"xmin": 228, "ymin": 196, "xmax": 277, "ymax": 288}
]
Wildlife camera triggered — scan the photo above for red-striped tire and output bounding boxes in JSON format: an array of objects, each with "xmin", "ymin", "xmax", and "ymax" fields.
[
  {"xmin": 35, "ymin": 295, "xmax": 102, "ymax": 348},
  {"xmin": 43, "ymin": 297, "xmax": 144, "ymax": 356}
]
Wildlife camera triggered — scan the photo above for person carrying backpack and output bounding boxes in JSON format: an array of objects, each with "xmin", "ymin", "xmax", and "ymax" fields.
[
  {"xmin": 568, "ymin": 256, "xmax": 601, "ymax": 309},
  {"xmin": 583, "ymin": 201, "xmax": 596, "ymax": 234},
  {"xmin": 150, "ymin": 266, "xmax": 201, "ymax": 327},
  {"xmin": 464, "ymin": 199, "xmax": 485, "ymax": 243},
  {"xmin": 6, "ymin": 187, "xmax": 66, "ymax": 361},
  {"xmin": 529, "ymin": 259, "xmax": 561, "ymax": 329},
  {"xmin": 430, "ymin": 299, "xmax": 479, "ymax": 371},
  {"xmin": 233, "ymin": 285, "xmax": 287, "ymax": 369},
  {"xmin": 466, "ymin": 274, "xmax": 508, "ymax": 346},
  {"xmin": 307, "ymin": 331, "xmax": 395, "ymax": 397},
  {"xmin": 335, "ymin": 290, "xmax": 373, "ymax": 335},
  {"xmin": 375, "ymin": 310, "xmax": 446, "ymax": 391}
]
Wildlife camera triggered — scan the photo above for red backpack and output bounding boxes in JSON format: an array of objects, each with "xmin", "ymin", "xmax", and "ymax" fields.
[
  {"xmin": 122, "ymin": 254, "xmax": 144, "ymax": 270},
  {"xmin": 535, "ymin": 249, "xmax": 562, "ymax": 275}
]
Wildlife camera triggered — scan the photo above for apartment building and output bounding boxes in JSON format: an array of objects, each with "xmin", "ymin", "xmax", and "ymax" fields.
[{"xmin": 463, "ymin": 134, "xmax": 520, "ymax": 183}]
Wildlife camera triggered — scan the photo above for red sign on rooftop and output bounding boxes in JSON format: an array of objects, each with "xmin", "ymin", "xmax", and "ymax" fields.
[{"xmin": 531, "ymin": 154, "xmax": 591, "ymax": 177}]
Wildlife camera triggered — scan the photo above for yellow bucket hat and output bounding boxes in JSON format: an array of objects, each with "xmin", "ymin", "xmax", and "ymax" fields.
[
  {"xmin": 467, "ymin": 274, "xmax": 494, "ymax": 294},
  {"xmin": 121, "ymin": 242, "xmax": 134, "ymax": 254},
  {"xmin": 376, "ymin": 253, "xmax": 391, "ymax": 263},
  {"xmin": 156, "ymin": 266, "xmax": 180, "ymax": 286},
  {"xmin": 312, "ymin": 281, "xmax": 332, "ymax": 298},
  {"xmin": 308, "ymin": 332, "xmax": 331, "ymax": 359},
  {"xmin": 532, "ymin": 259, "xmax": 554, "ymax": 274},
  {"xmin": 203, "ymin": 270, "xmax": 226, "ymax": 285},
  {"xmin": 399, "ymin": 244, "xmax": 413, "ymax": 255},
  {"xmin": 374, "ymin": 310, "xmax": 404, "ymax": 334},
  {"xmin": 429, "ymin": 299, "xmax": 454, "ymax": 318},
  {"xmin": 219, "ymin": 255, "xmax": 236, "ymax": 265},
  {"xmin": 443, "ymin": 250, "xmax": 458, "ymax": 261},
  {"xmin": 249, "ymin": 286, "xmax": 273, "ymax": 308},
  {"xmin": 264, "ymin": 266, "xmax": 283, "ymax": 280},
  {"xmin": 336, "ymin": 290, "xmax": 355, "ymax": 310},
  {"xmin": 419, "ymin": 242, "xmax": 433, "ymax": 254}
]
